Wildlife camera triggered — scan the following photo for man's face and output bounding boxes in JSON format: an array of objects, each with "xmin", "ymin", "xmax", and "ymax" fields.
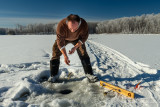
[{"xmin": 67, "ymin": 21, "xmax": 79, "ymax": 32}]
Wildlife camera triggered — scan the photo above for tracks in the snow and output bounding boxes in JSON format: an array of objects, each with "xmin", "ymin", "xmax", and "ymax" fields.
[
  {"xmin": 86, "ymin": 40, "xmax": 118, "ymax": 71},
  {"xmin": 86, "ymin": 40, "xmax": 141, "ymax": 79}
]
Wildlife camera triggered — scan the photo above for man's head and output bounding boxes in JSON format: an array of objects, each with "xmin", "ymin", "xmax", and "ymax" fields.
[{"xmin": 67, "ymin": 14, "xmax": 81, "ymax": 32}]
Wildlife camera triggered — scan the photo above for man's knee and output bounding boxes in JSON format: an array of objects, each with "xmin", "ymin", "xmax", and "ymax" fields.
[
  {"xmin": 79, "ymin": 53, "xmax": 90, "ymax": 61},
  {"xmin": 52, "ymin": 40, "xmax": 62, "ymax": 60},
  {"xmin": 77, "ymin": 44, "xmax": 89, "ymax": 58}
]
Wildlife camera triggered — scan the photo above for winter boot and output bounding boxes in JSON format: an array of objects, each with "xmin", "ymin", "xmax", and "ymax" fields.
[
  {"xmin": 86, "ymin": 74, "xmax": 99, "ymax": 83},
  {"xmin": 48, "ymin": 59, "xmax": 60, "ymax": 82},
  {"xmin": 81, "ymin": 57, "xmax": 99, "ymax": 82},
  {"xmin": 48, "ymin": 75, "xmax": 59, "ymax": 83}
]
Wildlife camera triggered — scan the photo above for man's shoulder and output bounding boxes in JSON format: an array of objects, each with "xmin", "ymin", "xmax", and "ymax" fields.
[
  {"xmin": 80, "ymin": 18, "xmax": 88, "ymax": 30},
  {"xmin": 58, "ymin": 18, "xmax": 67, "ymax": 26},
  {"xmin": 57, "ymin": 18, "xmax": 67, "ymax": 33},
  {"xmin": 80, "ymin": 18, "xmax": 87, "ymax": 24}
]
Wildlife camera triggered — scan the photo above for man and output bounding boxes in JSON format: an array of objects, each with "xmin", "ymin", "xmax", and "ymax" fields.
[{"xmin": 48, "ymin": 14, "xmax": 98, "ymax": 83}]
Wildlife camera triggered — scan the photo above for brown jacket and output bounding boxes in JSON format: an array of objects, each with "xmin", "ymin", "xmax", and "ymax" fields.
[{"xmin": 56, "ymin": 18, "xmax": 89, "ymax": 50}]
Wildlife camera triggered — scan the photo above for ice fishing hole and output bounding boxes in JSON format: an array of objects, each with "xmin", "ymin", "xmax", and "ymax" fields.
[{"xmin": 59, "ymin": 89, "xmax": 73, "ymax": 94}]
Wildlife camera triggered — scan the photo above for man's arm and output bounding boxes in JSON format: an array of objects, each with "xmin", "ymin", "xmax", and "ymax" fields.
[
  {"xmin": 57, "ymin": 33, "xmax": 70, "ymax": 65},
  {"xmin": 78, "ymin": 19, "xmax": 89, "ymax": 44},
  {"xmin": 68, "ymin": 40, "xmax": 83, "ymax": 54},
  {"xmin": 75, "ymin": 40, "xmax": 83, "ymax": 48},
  {"xmin": 60, "ymin": 47, "xmax": 67, "ymax": 57},
  {"xmin": 60, "ymin": 48, "xmax": 70, "ymax": 65}
]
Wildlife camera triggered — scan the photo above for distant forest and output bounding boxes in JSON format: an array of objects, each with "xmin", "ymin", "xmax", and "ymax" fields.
[{"xmin": 1, "ymin": 13, "xmax": 160, "ymax": 35}]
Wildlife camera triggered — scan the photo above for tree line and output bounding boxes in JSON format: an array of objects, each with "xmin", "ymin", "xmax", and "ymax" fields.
[
  {"xmin": 1, "ymin": 13, "xmax": 160, "ymax": 35},
  {"xmin": 0, "ymin": 22, "xmax": 97, "ymax": 35},
  {"xmin": 96, "ymin": 13, "xmax": 160, "ymax": 34},
  {"xmin": 0, "ymin": 23, "xmax": 58, "ymax": 35}
]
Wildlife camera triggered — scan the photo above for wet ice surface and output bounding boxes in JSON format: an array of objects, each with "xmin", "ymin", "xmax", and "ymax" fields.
[{"xmin": 38, "ymin": 79, "xmax": 105, "ymax": 107}]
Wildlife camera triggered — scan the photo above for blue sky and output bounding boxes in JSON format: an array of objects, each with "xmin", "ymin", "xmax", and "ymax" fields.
[{"xmin": 0, "ymin": 0, "xmax": 160, "ymax": 28}]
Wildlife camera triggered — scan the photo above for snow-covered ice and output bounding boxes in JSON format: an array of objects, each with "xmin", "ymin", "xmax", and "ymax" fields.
[
  {"xmin": 0, "ymin": 34, "xmax": 160, "ymax": 107},
  {"xmin": 89, "ymin": 34, "xmax": 160, "ymax": 69}
]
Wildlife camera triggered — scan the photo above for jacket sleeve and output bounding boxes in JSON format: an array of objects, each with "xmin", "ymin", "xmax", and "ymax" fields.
[
  {"xmin": 56, "ymin": 24, "xmax": 66, "ymax": 50},
  {"xmin": 56, "ymin": 34, "xmax": 65, "ymax": 50},
  {"xmin": 79, "ymin": 23, "xmax": 89, "ymax": 44}
]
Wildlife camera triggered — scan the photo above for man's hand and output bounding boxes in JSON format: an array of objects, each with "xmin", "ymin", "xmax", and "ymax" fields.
[
  {"xmin": 69, "ymin": 47, "xmax": 77, "ymax": 54},
  {"xmin": 69, "ymin": 40, "xmax": 83, "ymax": 54},
  {"xmin": 64, "ymin": 56, "xmax": 70, "ymax": 65},
  {"xmin": 60, "ymin": 47, "xmax": 70, "ymax": 65}
]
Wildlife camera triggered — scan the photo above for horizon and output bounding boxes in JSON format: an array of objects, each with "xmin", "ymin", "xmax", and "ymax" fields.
[{"xmin": 0, "ymin": 0, "xmax": 160, "ymax": 28}]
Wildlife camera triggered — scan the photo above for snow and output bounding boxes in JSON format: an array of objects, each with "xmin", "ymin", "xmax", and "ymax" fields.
[
  {"xmin": 89, "ymin": 34, "xmax": 160, "ymax": 69},
  {"xmin": 0, "ymin": 35, "xmax": 53, "ymax": 64},
  {"xmin": 0, "ymin": 34, "xmax": 160, "ymax": 107}
]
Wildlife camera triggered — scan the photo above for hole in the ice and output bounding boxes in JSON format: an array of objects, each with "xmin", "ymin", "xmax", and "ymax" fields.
[
  {"xmin": 59, "ymin": 89, "xmax": 73, "ymax": 94},
  {"xmin": 39, "ymin": 76, "xmax": 49, "ymax": 82},
  {"xmin": 18, "ymin": 91, "xmax": 30, "ymax": 101}
]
